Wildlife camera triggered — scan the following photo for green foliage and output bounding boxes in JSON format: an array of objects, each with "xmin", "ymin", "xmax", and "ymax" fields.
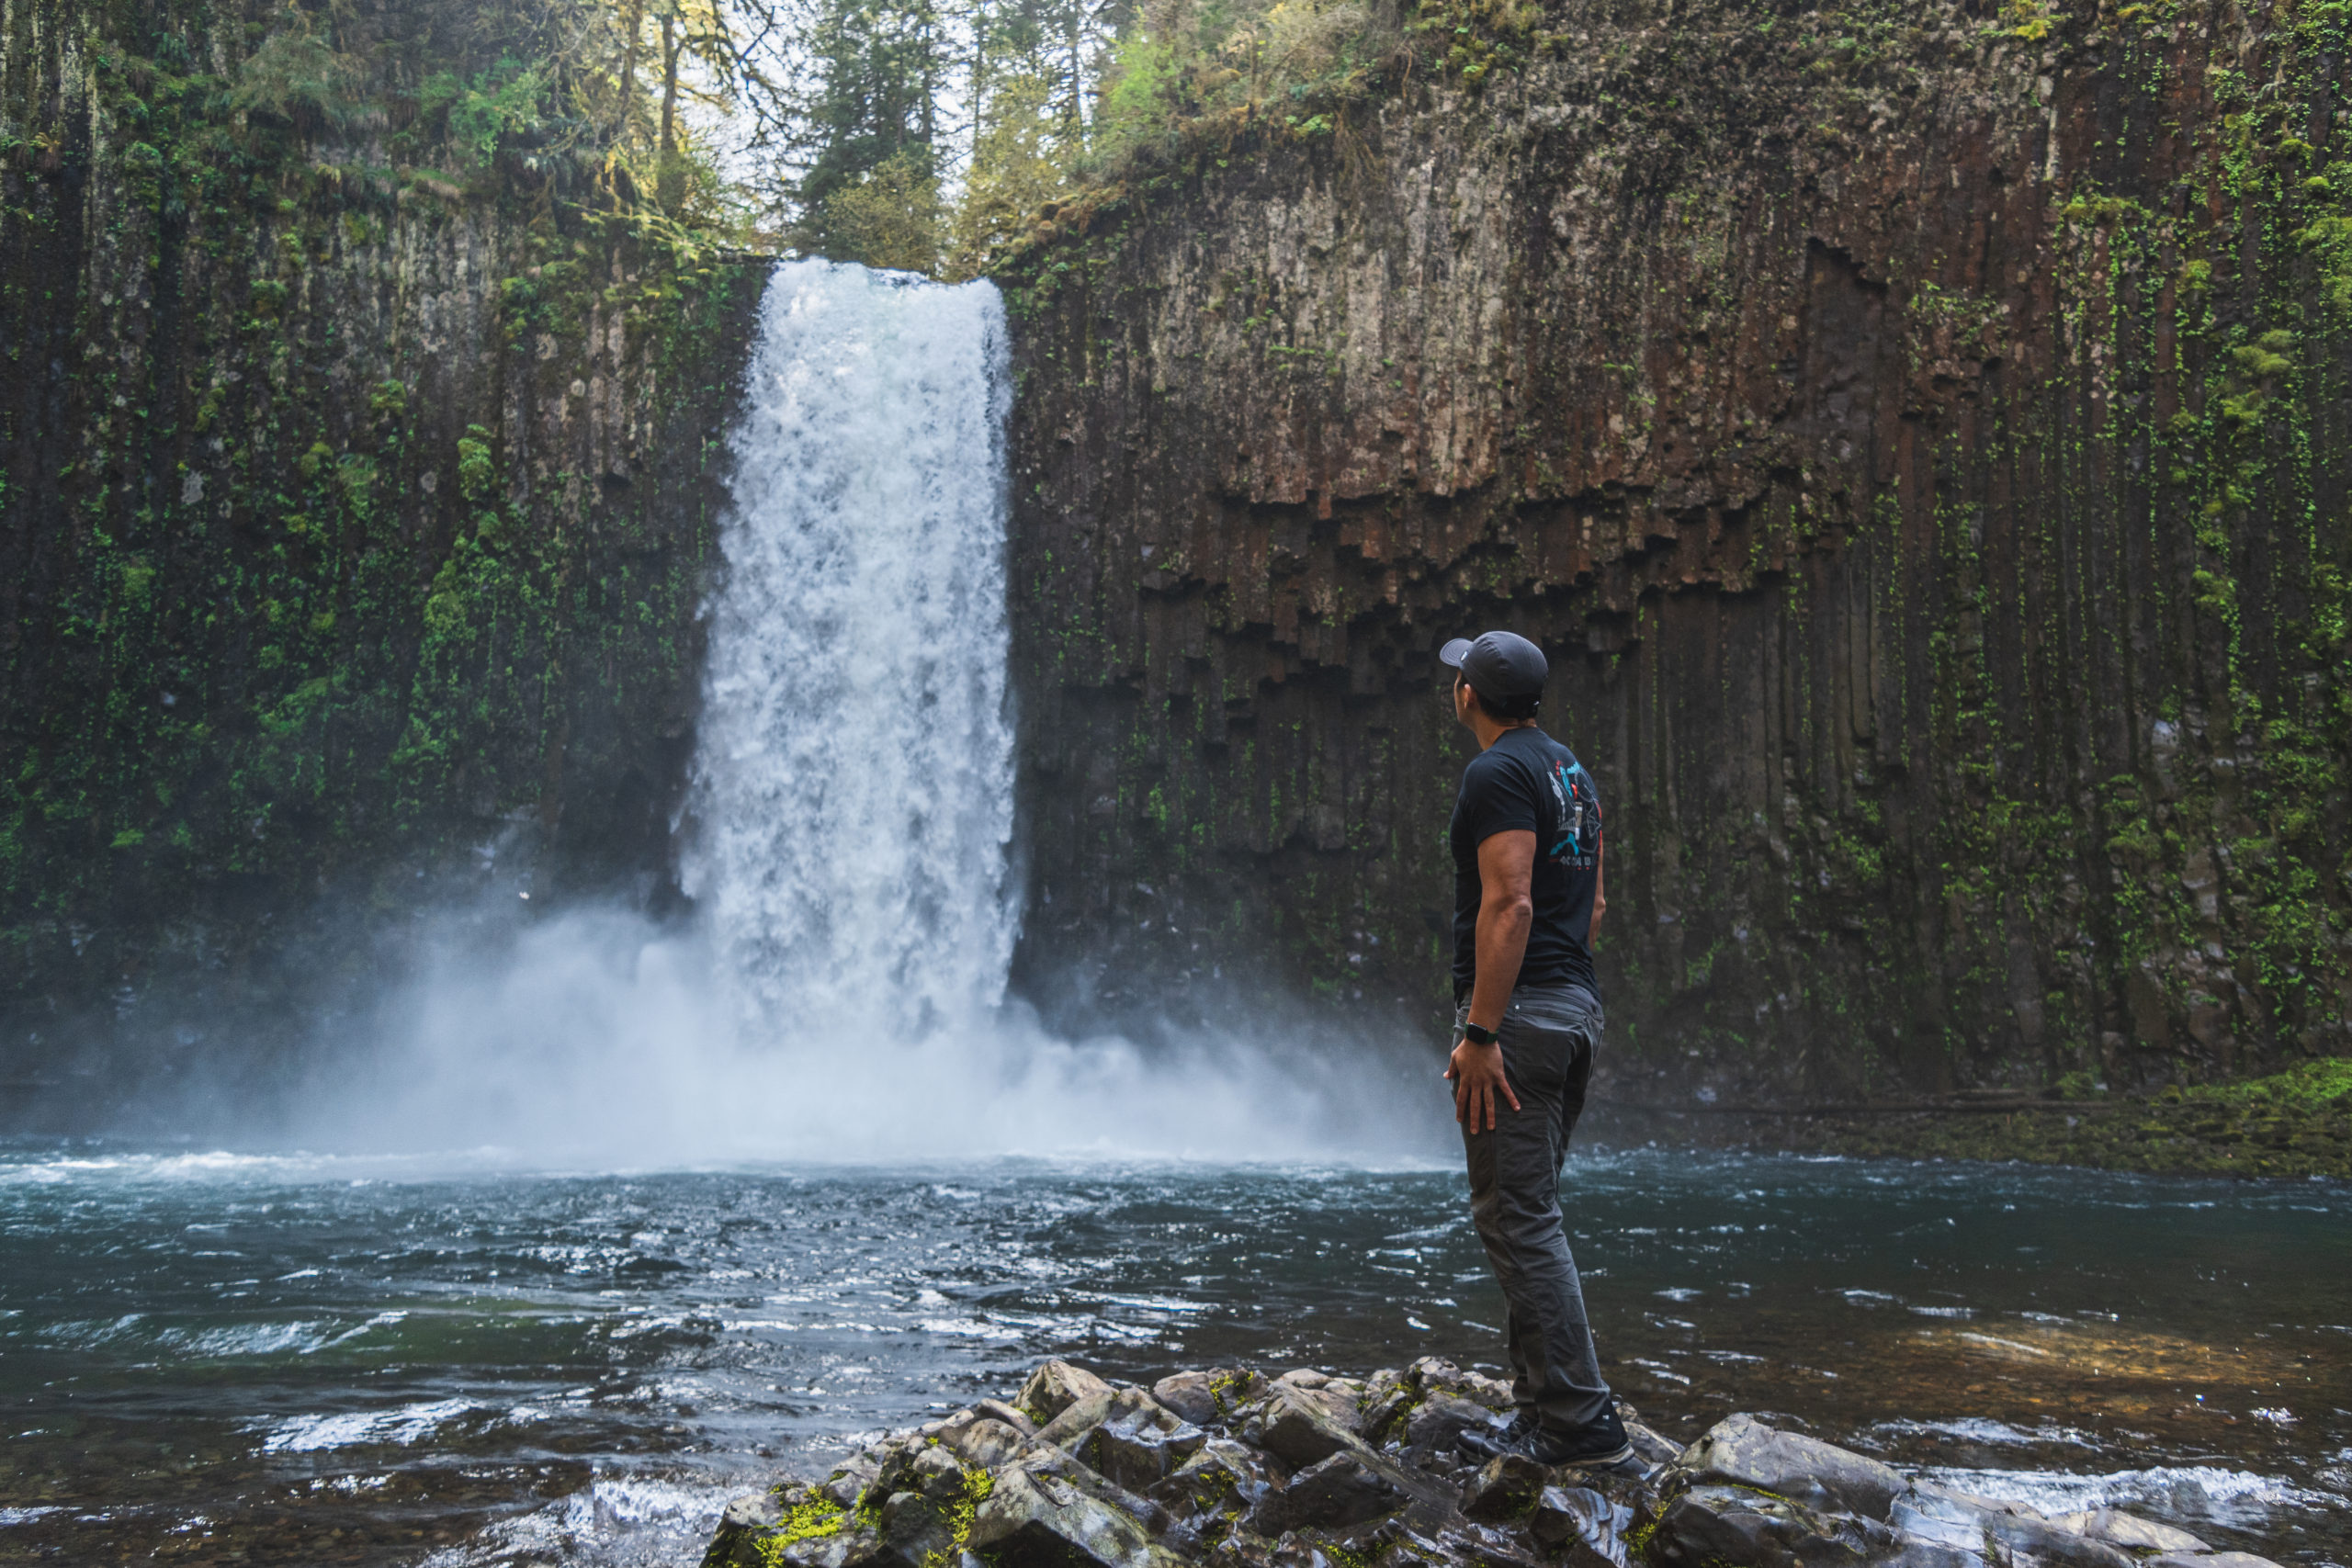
[
  {"xmin": 229, "ymin": 27, "xmax": 367, "ymax": 127},
  {"xmin": 814, "ymin": 147, "xmax": 945, "ymax": 273},
  {"xmin": 947, "ymin": 71, "xmax": 1076, "ymax": 279},
  {"xmin": 419, "ymin": 57, "xmax": 549, "ymax": 170}
]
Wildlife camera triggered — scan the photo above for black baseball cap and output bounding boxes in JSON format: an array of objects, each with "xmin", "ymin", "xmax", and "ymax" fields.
[{"xmin": 1439, "ymin": 630, "xmax": 1548, "ymax": 705}]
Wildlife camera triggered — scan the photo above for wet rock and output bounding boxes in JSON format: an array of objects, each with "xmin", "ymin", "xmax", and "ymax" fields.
[
  {"xmin": 819, "ymin": 1453, "xmax": 881, "ymax": 1508},
  {"xmin": 1040, "ymin": 1389, "xmax": 1120, "ymax": 1449},
  {"xmin": 705, "ymin": 1358, "xmax": 2233, "ymax": 1568},
  {"xmin": 1247, "ymin": 1450, "xmax": 1410, "ymax": 1533},
  {"xmin": 978, "ymin": 1398, "xmax": 1043, "ymax": 1436},
  {"xmin": 702, "ymin": 1490, "xmax": 785, "ymax": 1568},
  {"xmin": 1654, "ymin": 1482, "xmax": 1835, "ymax": 1568},
  {"xmin": 1152, "ymin": 1371, "xmax": 1229, "ymax": 1427},
  {"xmin": 1673, "ymin": 1414, "xmax": 1907, "ymax": 1519},
  {"xmin": 1152, "ymin": 1438, "xmax": 1288, "ymax": 1526},
  {"xmin": 1894, "ymin": 1486, "xmax": 2135, "ymax": 1568},
  {"xmin": 972, "ymin": 1457, "xmax": 1190, "ymax": 1568},
  {"xmin": 1405, "ymin": 1393, "xmax": 1498, "ymax": 1452},
  {"xmin": 1023, "ymin": 1359, "xmax": 1118, "ymax": 1425},
  {"xmin": 2047, "ymin": 1513, "xmax": 2210, "ymax": 1555},
  {"xmin": 1080, "ymin": 1389, "xmax": 1209, "ymax": 1490},
  {"xmin": 1413, "ymin": 1516, "xmax": 1549, "ymax": 1568},
  {"xmin": 1461, "ymin": 1454, "xmax": 1551, "ymax": 1521},
  {"xmin": 1530, "ymin": 1485, "xmax": 1631, "ymax": 1568},
  {"xmin": 1624, "ymin": 1419, "xmax": 1682, "ymax": 1466},
  {"xmin": 948, "ymin": 1416, "xmax": 1040, "ymax": 1471},
  {"xmin": 1250, "ymin": 1385, "xmax": 1373, "ymax": 1469}
]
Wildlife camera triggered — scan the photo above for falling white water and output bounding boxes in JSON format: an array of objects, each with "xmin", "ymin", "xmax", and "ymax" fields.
[
  {"xmin": 282, "ymin": 261, "xmax": 1438, "ymax": 1165},
  {"xmin": 682, "ymin": 260, "xmax": 1017, "ymax": 1034}
]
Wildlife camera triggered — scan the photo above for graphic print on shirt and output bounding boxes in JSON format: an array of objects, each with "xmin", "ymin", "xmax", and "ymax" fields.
[{"xmin": 1544, "ymin": 757, "xmax": 1602, "ymax": 869}]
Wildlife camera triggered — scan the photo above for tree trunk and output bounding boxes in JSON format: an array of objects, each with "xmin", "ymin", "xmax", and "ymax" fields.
[
  {"xmin": 657, "ymin": 8, "xmax": 683, "ymax": 213},
  {"xmin": 615, "ymin": 0, "xmax": 647, "ymax": 139}
]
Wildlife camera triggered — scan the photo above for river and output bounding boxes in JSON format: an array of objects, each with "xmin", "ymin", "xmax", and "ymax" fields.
[{"xmin": 1, "ymin": 1144, "xmax": 2346, "ymax": 1566}]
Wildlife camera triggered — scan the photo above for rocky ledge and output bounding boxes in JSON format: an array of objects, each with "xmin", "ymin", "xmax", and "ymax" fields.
[{"xmin": 701, "ymin": 1359, "xmax": 2277, "ymax": 1568}]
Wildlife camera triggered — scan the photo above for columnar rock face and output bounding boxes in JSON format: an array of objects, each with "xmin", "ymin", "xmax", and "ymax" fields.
[
  {"xmin": 1001, "ymin": 0, "xmax": 2352, "ymax": 1100},
  {"xmin": 0, "ymin": 0, "xmax": 758, "ymax": 1109}
]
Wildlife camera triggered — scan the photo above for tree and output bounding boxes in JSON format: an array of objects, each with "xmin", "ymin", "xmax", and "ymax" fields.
[{"xmin": 783, "ymin": 0, "xmax": 952, "ymax": 265}]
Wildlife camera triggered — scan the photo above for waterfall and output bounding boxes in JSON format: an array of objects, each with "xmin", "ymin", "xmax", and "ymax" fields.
[
  {"xmin": 297, "ymin": 261, "xmax": 1429, "ymax": 1164},
  {"xmin": 682, "ymin": 261, "xmax": 1017, "ymax": 1037}
]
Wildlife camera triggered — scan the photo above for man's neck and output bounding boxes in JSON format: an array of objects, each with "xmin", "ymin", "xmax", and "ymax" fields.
[{"xmin": 1473, "ymin": 716, "xmax": 1539, "ymax": 750}]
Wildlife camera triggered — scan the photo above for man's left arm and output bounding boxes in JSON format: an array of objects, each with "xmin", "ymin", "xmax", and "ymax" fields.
[
  {"xmin": 1591, "ymin": 838, "xmax": 1605, "ymax": 940},
  {"xmin": 1447, "ymin": 829, "xmax": 1534, "ymax": 1133}
]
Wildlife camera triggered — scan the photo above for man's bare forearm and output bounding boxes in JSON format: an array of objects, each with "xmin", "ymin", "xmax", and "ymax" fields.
[{"xmin": 1466, "ymin": 896, "xmax": 1532, "ymax": 1032}]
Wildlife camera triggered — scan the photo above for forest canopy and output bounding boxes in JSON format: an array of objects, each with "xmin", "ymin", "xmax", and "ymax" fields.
[{"xmin": 223, "ymin": 0, "xmax": 1430, "ymax": 276}]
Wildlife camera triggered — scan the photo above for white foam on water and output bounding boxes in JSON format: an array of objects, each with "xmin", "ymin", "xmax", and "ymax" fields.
[
  {"xmin": 1912, "ymin": 1465, "xmax": 2335, "ymax": 1526},
  {"xmin": 422, "ymin": 1473, "xmax": 734, "ymax": 1568},
  {"xmin": 1869, "ymin": 1416, "xmax": 2102, "ymax": 1449},
  {"xmin": 0, "ymin": 1507, "xmax": 65, "ymax": 1527},
  {"xmin": 257, "ymin": 1396, "xmax": 481, "ymax": 1453}
]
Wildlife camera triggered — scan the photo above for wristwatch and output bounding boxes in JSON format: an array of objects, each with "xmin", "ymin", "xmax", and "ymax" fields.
[{"xmin": 1460, "ymin": 1021, "xmax": 1498, "ymax": 1046}]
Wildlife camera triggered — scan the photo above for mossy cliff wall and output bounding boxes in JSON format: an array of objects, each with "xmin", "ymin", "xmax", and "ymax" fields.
[
  {"xmin": 1000, "ymin": 0, "xmax": 2352, "ymax": 1104},
  {"xmin": 0, "ymin": 0, "xmax": 759, "ymax": 1111}
]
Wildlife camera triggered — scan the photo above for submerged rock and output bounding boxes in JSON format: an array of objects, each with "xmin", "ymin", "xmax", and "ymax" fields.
[{"xmin": 700, "ymin": 1366, "xmax": 2281, "ymax": 1568}]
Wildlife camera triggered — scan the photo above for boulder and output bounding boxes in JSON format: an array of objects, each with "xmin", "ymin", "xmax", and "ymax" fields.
[
  {"xmin": 1531, "ymin": 1485, "xmax": 1631, "ymax": 1568},
  {"xmin": 701, "ymin": 1490, "xmax": 783, "ymax": 1568},
  {"xmin": 1150, "ymin": 1438, "xmax": 1286, "ymax": 1526},
  {"xmin": 1673, "ymin": 1414, "xmax": 1907, "ymax": 1519},
  {"xmin": 971, "ymin": 1457, "xmax": 1190, "ymax": 1568},
  {"xmin": 1040, "ymin": 1390, "xmax": 1120, "ymax": 1450},
  {"xmin": 1152, "ymin": 1371, "xmax": 1227, "ymax": 1427},
  {"xmin": 947, "ymin": 1416, "xmax": 1040, "ymax": 1472},
  {"xmin": 1656, "ymin": 1485, "xmax": 1853, "ymax": 1568},
  {"xmin": 1250, "ymin": 1385, "xmax": 1373, "ymax": 1469},
  {"xmin": 978, "ymin": 1398, "xmax": 1042, "ymax": 1436},
  {"xmin": 1247, "ymin": 1450, "xmax": 1410, "ymax": 1533},
  {"xmin": 1408, "ymin": 1357, "xmax": 1517, "ymax": 1411},
  {"xmin": 1022, "ymin": 1360, "xmax": 1118, "ymax": 1425},
  {"xmin": 1624, "ymin": 1420, "xmax": 1682, "ymax": 1466},
  {"xmin": 1894, "ymin": 1487, "xmax": 2136, "ymax": 1568},
  {"xmin": 2144, "ymin": 1554, "xmax": 2287, "ymax": 1568},
  {"xmin": 1461, "ymin": 1454, "xmax": 1552, "ymax": 1521},
  {"xmin": 1405, "ymin": 1393, "xmax": 1498, "ymax": 1452},
  {"xmin": 2047, "ymin": 1514, "xmax": 2210, "ymax": 1555},
  {"xmin": 819, "ymin": 1453, "xmax": 881, "ymax": 1509},
  {"xmin": 1080, "ymin": 1389, "xmax": 1209, "ymax": 1490}
]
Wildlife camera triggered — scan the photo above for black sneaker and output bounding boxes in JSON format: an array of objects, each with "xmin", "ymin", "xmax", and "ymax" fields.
[
  {"xmin": 1455, "ymin": 1408, "xmax": 1537, "ymax": 1459},
  {"xmin": 1525, "ymin": 1425, "xmax": 1644, "ymax": 1475}
]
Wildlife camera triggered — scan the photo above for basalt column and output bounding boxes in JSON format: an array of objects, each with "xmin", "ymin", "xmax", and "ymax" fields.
[{"xmin": 999, "ymin": 0, "xmax": 2352, "ymax": 1105}]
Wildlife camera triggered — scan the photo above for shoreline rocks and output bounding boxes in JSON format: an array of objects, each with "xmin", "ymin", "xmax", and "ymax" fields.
[{"xmin": 702, "ymin": 1359, "xmax": 2275, "ymax": 1568}]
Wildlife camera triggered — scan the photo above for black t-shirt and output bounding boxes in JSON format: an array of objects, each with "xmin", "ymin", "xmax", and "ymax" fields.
[{"xmin": 1449, "ymin": 726, "xmax": 1603, "ymax": 999}]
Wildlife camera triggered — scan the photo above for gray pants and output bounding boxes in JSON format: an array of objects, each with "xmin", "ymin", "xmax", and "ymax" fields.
[{"xmin": 1457, "ymin": 986, "xmax": 1613, "ymax": 1434}]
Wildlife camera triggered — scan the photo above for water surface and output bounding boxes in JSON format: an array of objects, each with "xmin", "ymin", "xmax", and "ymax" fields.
[{"xmin": 2, "ymin": 1143, "xmax": 2344, "ymax": 1567}]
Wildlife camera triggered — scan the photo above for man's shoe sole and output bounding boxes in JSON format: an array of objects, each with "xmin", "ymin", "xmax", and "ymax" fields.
[{"xmin": 1544, "ymin": 1442, "xmax": 1644, "ymax": 1476}]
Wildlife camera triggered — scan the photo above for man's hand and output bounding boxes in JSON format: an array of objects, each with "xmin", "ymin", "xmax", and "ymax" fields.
[{"xmin": 1445, "ymin": 1036, "xmax": 1521, "ymax": 1132}]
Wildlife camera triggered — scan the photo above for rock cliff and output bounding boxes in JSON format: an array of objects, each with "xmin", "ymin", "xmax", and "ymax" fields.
[
  {"xmin": 0, "ymin": 0, "xmax": 758, "ymax": 1112},
  {"xmin": 1000, "ymin": 0, "xmax": 2352, "ymax": 1103}
]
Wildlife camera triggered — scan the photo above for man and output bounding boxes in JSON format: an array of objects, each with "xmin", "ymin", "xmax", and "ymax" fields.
[{"xmin": 1438, "ymin": 628, "xmax": 1637, "ymax": 1473}]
